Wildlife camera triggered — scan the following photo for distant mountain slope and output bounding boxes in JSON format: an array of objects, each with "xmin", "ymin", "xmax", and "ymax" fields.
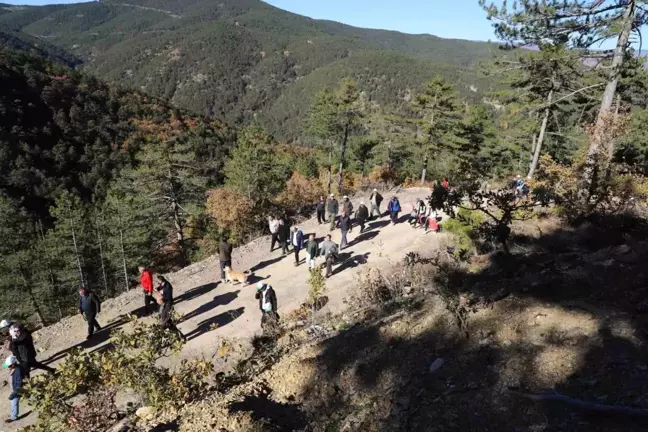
[{"xmin": 0, "ymin": 0, "xmax": 499, "ymax": 138}]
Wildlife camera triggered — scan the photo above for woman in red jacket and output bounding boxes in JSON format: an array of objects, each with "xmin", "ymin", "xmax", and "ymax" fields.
[{"xmin": 139, "ymin": 267, "xmax": 156, "ymax": 316}]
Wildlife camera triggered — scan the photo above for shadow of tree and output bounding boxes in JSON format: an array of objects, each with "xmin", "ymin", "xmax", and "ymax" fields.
[{"xmin": 288, "ymin": 213, "xmax": 648, "ymax": 431}]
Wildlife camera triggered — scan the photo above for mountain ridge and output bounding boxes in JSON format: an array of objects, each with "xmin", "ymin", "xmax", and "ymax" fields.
[{"xmin": 0, "ymin": 0, "xmax": 499, "ymax": 139}]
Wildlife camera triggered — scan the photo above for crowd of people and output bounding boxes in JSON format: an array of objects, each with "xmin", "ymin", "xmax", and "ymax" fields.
[{"xmin": 0, "ymin": 186, "xmax": 450, "ymax": 423}]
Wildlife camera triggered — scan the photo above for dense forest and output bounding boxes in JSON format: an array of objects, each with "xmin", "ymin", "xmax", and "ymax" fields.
[
  {"xmin": 1, "ymin": 0, "xmax": 648, "ymax": 331},
  {"xmin": 0, "ymin": 0, "xmax": 498, "ymax": 139}
]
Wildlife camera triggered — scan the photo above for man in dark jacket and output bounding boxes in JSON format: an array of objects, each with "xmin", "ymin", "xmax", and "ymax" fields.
[
  {"xmin": 316, "ymin": 197, "xmax": 327, "ymax": 224},
  {"xmin": 339, "ymin": 214, "xmax": 352, "ymax": 249},
  {"xmin": 290, "ymin": 226, "xmax": 304, "ymax": 266},
  {"xmin": 219, "ymin": 239, "xmax": 233, "ymax": 282},
  {"xmin": 78, "ymin": 288, "xmax": 102, "ymax": 340},
  {"xmin": 305, "ymin": 234, "xmax": 319, "ymax": 270},
  {"xmin": 157, "ymin": 276, "xmax": 186, "ymax": 342},
  {"xmin": 342, "ymin": 196, "xmax": 353, "ymax": 218},
  {"xmin": 387, "ymin": 196, "xmax": 401, "ymax": 224},
  {"xmin": 327, "ymin": 194, "xmax": 339, "ymax": 232},
  {"xmin": 355, "ymin": 201, "xmax": 369, "ymax": 233},
  {"xmin": 8, "ymin": 324, "xmax": 55, "ymax": 377},
  {"xmin": 255, "ymin": 282, "xmax": 279, "ymax": 329},
  {"xmin": 369, "ymin": 189, "xmax": 384, "ymax": 219},
  {"xmin": 278, "ymin": 217, "xmax": 290, "ymax": 255}
]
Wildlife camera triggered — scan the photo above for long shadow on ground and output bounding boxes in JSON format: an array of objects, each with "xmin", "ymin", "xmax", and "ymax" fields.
[
  {"xmin": 185, "ymin": 307, "xmax": 245, "ymax": 341},
  {"xmin": 179, "ymin": 290, "xmax": 240, "ymax": 323}
]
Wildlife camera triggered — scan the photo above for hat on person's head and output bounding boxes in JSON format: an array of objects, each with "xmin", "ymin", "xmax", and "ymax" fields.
[
  {"xmin": 256, "ymin": 282, "xmax": 264, "ymax": 291},
  {"xmin": 2, "ymin": 355, "xmax": 16, "ymax": 369},
  {"xmin": 373, "ymin": 188, "xmax": 377, "ymax": 192},
  {"xmin": 0, "ymin": 320, "xmax": 10, "ymax": 330},
  {"xmin": 360, "ymin": 201, "xmax": 364, "ymax": 205},
  {"xmin": 330, "ymin": 193, "xmax": 334, "ymax": 198},
  {"xmin": 8, "ymin": 325, "xmax": 20, "ymax": 340},
  {"xmin": 343, "ymin": 195, "xmax": 348, "ymax": 199}
]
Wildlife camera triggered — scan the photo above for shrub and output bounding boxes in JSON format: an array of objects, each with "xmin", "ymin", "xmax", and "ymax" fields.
[
  {"xmin": 443, "ymin": 208, "xmax": 484, "ymax": 260},
  {"xmin": 275, "ymin": 172, "xmax": 326, "ymax": 215},
  {"xmin": 23, "ymin": 320, "xmax": 212, "ymax": 432},
  {"xmin": 205, "ymin": 187, "xmax": 257, "ymax": 244}
]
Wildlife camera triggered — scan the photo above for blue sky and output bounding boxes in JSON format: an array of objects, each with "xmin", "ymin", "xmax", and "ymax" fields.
[{"xmin": 3, "ymin": 0, "xmax": 499, "ymax": 42}]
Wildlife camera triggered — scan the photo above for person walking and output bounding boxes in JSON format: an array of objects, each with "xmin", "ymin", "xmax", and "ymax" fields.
[
  {"xmin": 290, "ymin": 226, "xmax": 304, "ymax": 266},
  {"xmin": 268, "ymin": 216, "xmax": 280, "ymax": 252},
  {"xmin": 3, "ymin": 355, "xmax": 23, "ymax": 424},
  {"xmin": 355, "ymin": 201, "xmax": 369, "ymax": 233},
  {"xmin": 78, "ymin": 288, "xmax": 102, "ymax": 340},
  {"xmin": 278, "ymin": 217, "xmax": 290, "ymax": 255},
  {"xmin": 369, "ymin": 189, "xmax": 383, "ymax": 219},
  {"xmin": 255, "ymin": 282, "xmax": 279, "ymax": 330},
  {"xmin": 327, "ymin": 194, "xmax": 339, "ymax": 231},
  {"xmin": 342, "ymin": 196, "xmax": 353, "ymax": 218},
  {"xmin": 339, "ymin": 213, "xmax": 352, "ymax": 249},
  {"xmin": 319, "ymin": 234, "xmax": 339, "ymax": 278},
  {"xmin": 8, "ymin": 323, "xmax": 55, "ymax": 376},
  {"xmin": 442, "ymin": 177, "xmax": 449, "ymax": 190},
  {"xmin": 387, "ymin": 196, "xmax": 401, "ymax": 224},
  {"xmin": 316, "ymin": 197, "xmax": 327, "ymax": 224},
  {"xmin": 305, "ymin": 234, "xmax": 319, "ymax": 270},
  {"xmin": 139, "ymin": 266, "xmax": 156, "ymax": 316},
  {"xmin": 156, "ymin": 276, "xmax": 186, "ymax": 342},
  {"xmin": 218, "ymin": 238, "xmax": 233, "ymax": 282}
]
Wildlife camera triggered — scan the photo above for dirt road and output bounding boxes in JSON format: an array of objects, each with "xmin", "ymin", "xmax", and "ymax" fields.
[{"xmin": 0, "ymin": 188, "xmax": 444, "ymax": 430}]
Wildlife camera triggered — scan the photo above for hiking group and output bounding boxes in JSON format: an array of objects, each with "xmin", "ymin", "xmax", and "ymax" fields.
[{"xmin": 0, "ymin": 185, "xmax": 450, "ymax": 423}]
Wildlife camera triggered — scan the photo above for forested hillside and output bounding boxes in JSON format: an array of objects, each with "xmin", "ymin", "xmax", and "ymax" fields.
[
  {"xmin": 0, "ymin": 0, "xmax": 499, "ymax": 139},
  {"xmin": 0, "ymin": 47, "xmax": 236, "ymax": 325}
]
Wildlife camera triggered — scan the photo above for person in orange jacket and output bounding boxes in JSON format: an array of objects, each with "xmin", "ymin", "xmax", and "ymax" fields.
[{"xmin": 139, "ymin": 267, "xmax": 156, "ymax": 316}]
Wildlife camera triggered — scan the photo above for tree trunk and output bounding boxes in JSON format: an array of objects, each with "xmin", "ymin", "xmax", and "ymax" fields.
[
  {"xmin": 338, "ymin": 122, "xmax": 350, "ymax": 195},
  {"xmin": 584, "ymin": 0, "xmax": 635, "ymax": 187},
  {"xmin": 96, "ymin": 215, "xmax": 109, "ymax": 295},
  {"xmin": 21, "ymin": 271, "xmax": 45, "ymax": 327},
  {"xmin": 528, "ymin": 134, "xmax": 537, "ymax": 168},
  {"xmin": 327, "ymin": 150, "xmax": 332, "ymax": 195},
  {"xmin": 421, "ymin": 155, "xmax": 428, "ymax": 184},
  {"xmin": 70, "ymin": 222, "xmax": 85, "ymax": 290},
  {"xmin": 527, "ymin": 89, "xmax": 553, "ymax": 179},
  {"xmin": 117, "ymin": 205, "xmax": 130, "ymax": 292}
]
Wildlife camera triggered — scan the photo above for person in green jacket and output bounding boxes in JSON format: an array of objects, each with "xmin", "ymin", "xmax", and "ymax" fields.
[{"xmin": 305, "ymin": 234, "xmax": 319, "ymax": 270}]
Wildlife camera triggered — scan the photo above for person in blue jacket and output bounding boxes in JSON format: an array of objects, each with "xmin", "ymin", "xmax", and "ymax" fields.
[
  {"xmin": 387, "ymin": 196, "xmax": 401, "ymax": 224},
  {"xmin": 3, "ymin": 355, "xmax": 23, "ymax": 423}
]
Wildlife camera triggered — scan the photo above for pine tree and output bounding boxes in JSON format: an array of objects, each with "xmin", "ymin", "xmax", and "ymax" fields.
[
  {"xmin": 305, "ymin": 78, "xmax": 364, "ymax": 194},
  {"xmin": 410, "ymin": 76, "xmax": 462, "ymax": 182},
  {"xmin": 481, "ymin": 0, "xmax": 648, "ymax": 186},
  {"xmin": 224, "ymin": 125, "xmax": 284, "ymax": 203},
  {"xmin": 487, "ymin": 45, "xmax": 587, "ymax": 178}
]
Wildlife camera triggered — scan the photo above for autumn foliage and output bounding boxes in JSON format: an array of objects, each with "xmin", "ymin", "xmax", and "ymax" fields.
[
  {"xmin": 205, "ymin": 187, "xmax": 256, "ymax": 243},
  {"xmin": 275, "ymin": 172, "xmax": 326, "ymax": 214}
]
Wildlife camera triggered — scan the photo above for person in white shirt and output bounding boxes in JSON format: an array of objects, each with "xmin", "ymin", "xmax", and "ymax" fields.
[{"xmin": 268, "ymin": 215, "xmax": 280, "ymax": 252}]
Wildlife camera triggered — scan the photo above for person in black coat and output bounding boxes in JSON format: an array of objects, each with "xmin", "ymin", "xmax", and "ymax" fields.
[
  {"xmin": 8, "ymin": 324, "xmax": 55, "ymax": 377},
  {"xmin": 78, "ymin": 288, "xmax": 102, "ymax": 340},
  {"xmin": 277, "ymin": 217, "xmax": 290, "ymax": 255},
  {"xmin": 355, "ymin": 201, "xmax": 369, "ymax": 233},
  {"xmin": 255, "ymin": 282, "xmax": 279, "ymax": 329},
  {"xmin": 316, "ymin": 196, "xmax": 327, "ymax": 224},
  {"xmin": 156, "ymin": 276, "xmax": 186, "ymax": 342},
  {"xmin": 218, "ymin": 239, "xmax": 233, "ymax": 281}
]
